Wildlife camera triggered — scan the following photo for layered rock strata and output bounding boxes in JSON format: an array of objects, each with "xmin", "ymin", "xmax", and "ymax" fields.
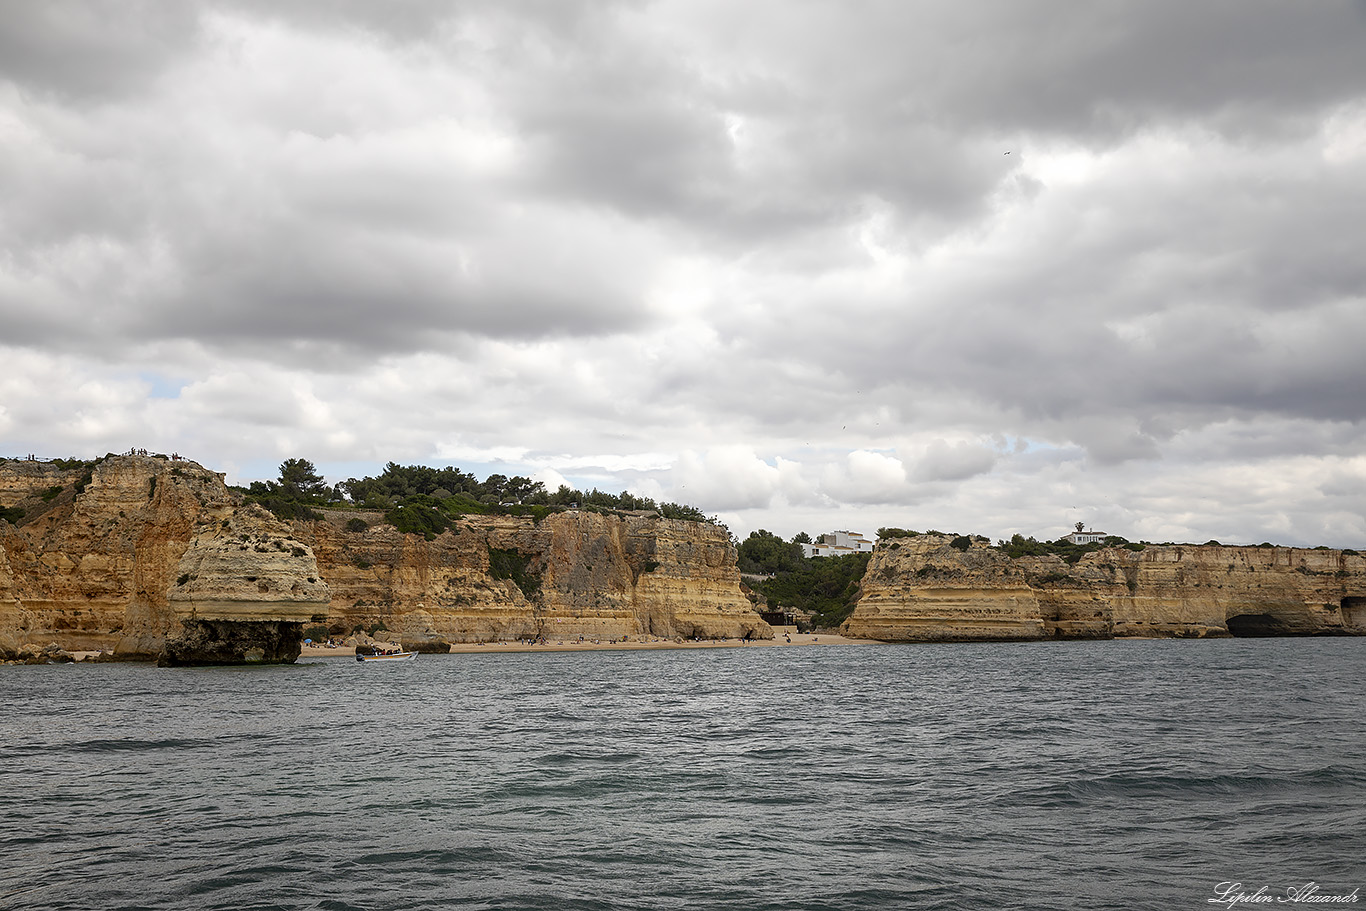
[
  {"xmin": 293, "ymin": 508, "xmax": 769, "ymax": 644},
  {"xmin": 0, "ymin": 455, "xmax": 769, "ymax": 661},
  {"xmin": 0, "ymin": 455, "xmax": 329, "ymax": 663},
  {"xmin": 844, "ymin": 534, "xmax": 1366, "ymax": 641}
]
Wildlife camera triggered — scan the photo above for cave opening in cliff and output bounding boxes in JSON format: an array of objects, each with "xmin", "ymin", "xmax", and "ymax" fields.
[
  {"xmin": 1341, "ymin": 597, "xmax": 1366, "ymax": 631},
  {"xmin": 1226, "ymin": 613, "xmax": 1284, "ymax": 637}
]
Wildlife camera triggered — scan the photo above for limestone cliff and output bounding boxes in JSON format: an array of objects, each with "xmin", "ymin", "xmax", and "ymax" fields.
[
  {"xmin": 293, "ymin": 507, "xmax": 768, "ymax": 643},
  {"xmin": 1, "ymin": 455, "xmax": 768, "ymax": 660},
  {"xmin": 843, "ymin": 534, "xmax": 1366, "ymax": 641},
  {"xmin": 0, "ymin": 455, "xmax": 329, "ymax": 663},
  {"xmin": 169, "ymin": 505, "xmax": 329, "ymax": 623}
]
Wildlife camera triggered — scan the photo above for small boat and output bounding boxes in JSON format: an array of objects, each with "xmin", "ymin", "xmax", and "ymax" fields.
[{"xmin": 355, "ymin": 650, "xmax": 418, "ymax": 663}]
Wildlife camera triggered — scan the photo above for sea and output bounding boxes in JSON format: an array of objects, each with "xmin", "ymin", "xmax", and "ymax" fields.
[{"xmin": 2, "ymin": 638, "xmax": 1362, "ymax": 911}]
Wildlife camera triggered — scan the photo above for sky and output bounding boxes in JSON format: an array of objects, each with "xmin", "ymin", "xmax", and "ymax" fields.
[{"xmin": 3, "ymin": 1, "xmax": 1366, "ymax": 548}]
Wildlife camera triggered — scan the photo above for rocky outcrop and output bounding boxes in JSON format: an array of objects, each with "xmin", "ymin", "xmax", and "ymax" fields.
[
  {"xmin": 0, "ymin": 641, "xmax": 76, "ymax": 665},
  {"xmin": 158, "ymin": 620, "xmax": 305, "ymax": 667},
  {"xmin": 159, "ymin": 505, "xmax": 330, "ymax": 665},
  {"xmin": 844, "ymin": 536, "xmax": 1045, "ymax": 642},
  {"xmin": 168, "ymin": 505, "xmax": 329, "ymax": 623},
  {"xmin": 844, "ymin": 534, "xmax": 1366, "ymax": 641},
  {"xmin": 0, "ymin": 455, "xmax": 329, "ymax": 662},
  {"xmin": 293, "ymin": 508, "xmax": 769, "ymax": 643},
  {"xmin": 0, "ymin": 454, "xmax": 769, "ymax": 661}
]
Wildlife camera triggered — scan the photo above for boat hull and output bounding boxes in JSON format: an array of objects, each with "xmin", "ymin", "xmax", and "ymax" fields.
[{"xmin": 355, "ymin": 651, "xmax": 418, "ymax": 662}]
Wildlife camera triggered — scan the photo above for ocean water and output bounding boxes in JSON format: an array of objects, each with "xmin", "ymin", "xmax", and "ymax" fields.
[{"xmin": 2, "ymin": 639, "xmax": 1362, "ymax": 911}]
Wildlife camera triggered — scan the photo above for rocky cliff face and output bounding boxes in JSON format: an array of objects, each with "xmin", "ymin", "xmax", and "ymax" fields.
[
  {"xmin": 293, "ymin": 507, "xmax": 768, "ymax": 644},
  {"xmin": 1, "ymin": 455, "xmax": 768, "ymax": 661},
  {"xmin": 0, "ymin": 455, "xmax": 328, "ymax": 663},
  {"xmin": 843, "ymin": 534, "xmax": 1366, "ymax": 641}
]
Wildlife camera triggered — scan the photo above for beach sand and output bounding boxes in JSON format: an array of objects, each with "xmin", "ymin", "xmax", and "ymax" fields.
[{"xmin": 301, "ymin": 629, "xmax": 879, "ymax": 657}]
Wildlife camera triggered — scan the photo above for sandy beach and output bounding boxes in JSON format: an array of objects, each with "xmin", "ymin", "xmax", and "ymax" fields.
[{"xmin": 301, "ymin": 629, "xmax": 879, "ymax": 657}]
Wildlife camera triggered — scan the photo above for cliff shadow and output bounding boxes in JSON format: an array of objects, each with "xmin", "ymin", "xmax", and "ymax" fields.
[
  {"xmin": 1341, "ymin": 596, "xmax": 1366, "ymax": 633},
  {"xmin": 1225, "ymin": 613, "xmax": 1285, "ymax": 637}
]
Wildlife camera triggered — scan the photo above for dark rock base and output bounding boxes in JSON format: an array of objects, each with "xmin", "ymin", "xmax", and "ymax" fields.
[
  {"xmin": 159, "ymin": 619, "xmax": 303, "ymax": 667},
  {"xmin": 401, "ymin": 639, "xmax": 452, "ymax": 654}
]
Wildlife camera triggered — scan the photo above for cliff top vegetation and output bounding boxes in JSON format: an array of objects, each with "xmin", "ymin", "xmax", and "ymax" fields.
[
  {"xmin": 995, "ymin": 533, "xmax": 1146, "ymax": 563},
  {"xmin": 877, "ymin": 527, "xmax": 1149, "ymax": 563},
  {"xmin": 872, "ymin": 527, "xmax": 1355, "ymax": 562},
  {"xmin": 737, "ymin": 529, "xmax": 868, "ymax": 630},
  {"xmin": 240, "ymin": 458, "xmax": 711, "ymax": 538}
]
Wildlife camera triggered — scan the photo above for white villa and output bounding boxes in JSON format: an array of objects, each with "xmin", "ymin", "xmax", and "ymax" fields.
[
  {"xmin": 800, "ymin": 530, "xmax": 875, "ymax": 558},
  {"xmin": 1065, "ymin": 524, "xmax": 1108, "ymax": 545}
]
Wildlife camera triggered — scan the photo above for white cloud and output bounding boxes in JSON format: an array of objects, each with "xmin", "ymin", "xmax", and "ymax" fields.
[
  {"xmin": 822, "ymin": 450, "xmax": 908, "ymax": 504},
  {"xmin": 2, "ymin": 2, "xmax": 1365, "ymax": 548},
  {"xmin": 671, "ymin": 447, "xmax": 784, "ymax": 511}
]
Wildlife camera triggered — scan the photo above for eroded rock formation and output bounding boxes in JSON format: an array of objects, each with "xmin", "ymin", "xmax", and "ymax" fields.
[
  {"xmin": 843, "ymin": 534, "xmax": 1366, "ymax": 641},
  {"xmin": 0, "ymin": 455, "xmax": 329, "ymax": 664},
  {"xmin": 1, "ymin": 455, "xmax": 768, "ymax": 662},
  {"xmin": 293, "ymin": 507, "xmax": 768, "ymax": 644}
]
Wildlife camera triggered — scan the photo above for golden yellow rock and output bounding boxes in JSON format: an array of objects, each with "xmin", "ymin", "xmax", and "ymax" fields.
[
  {"xmin": 169, "ymin": 504, "xmax": 329, "ymax": 623},
  {"xmin": 843, "ymin": 534, "xmax": 1366, "ymax": 641},
  {"xmin": 1, "ymin": 454, "xmax": 769, "ymax": 659},
  {"xmin": 293, "ymin": 507, "xmax": 769, "ymax": 643}
]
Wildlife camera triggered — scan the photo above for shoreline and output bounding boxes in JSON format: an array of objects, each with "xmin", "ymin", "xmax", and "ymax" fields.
[{"xmin": 301, "ymin": 629, "xmax": 880, "ymax": 657}]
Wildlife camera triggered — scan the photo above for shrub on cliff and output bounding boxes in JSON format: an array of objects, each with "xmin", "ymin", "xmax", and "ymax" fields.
[
  {"xmin": 342, "ymin": 462, "xmax": 542, "ymax": 509},
  {"xmin": 335, "ymin": 462, "xmax": 717, "ymax": 524},
  {"xmin": 488, "ymin": 546, "xmax": 541, "ymax": 599},
  {"xmin": 251, "ymin": 495, "xmax": 323, "ymax": 521},
  {"xmin": 751, "ymin": 552, "xmax": 870, "ymax": 629},
  {"xmin": 738, "ymin": 529, "xmax": 804, "ymax": 574},
  {"xmin": 385, "ymin": 497, "xmax": 453, "ymax": 540},
  {"xmin": 997, "ymin": 533, "xmax": 1126, "ymax": 563},
  {"xmin": 659, "ymin": 502, "xmax": 708, "ymax": 522}
]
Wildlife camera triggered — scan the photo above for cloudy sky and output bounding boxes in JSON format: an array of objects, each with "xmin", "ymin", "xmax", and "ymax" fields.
[{"xmin": 3, "ymin": 1, "xmax": 1366, "ymax": 547}]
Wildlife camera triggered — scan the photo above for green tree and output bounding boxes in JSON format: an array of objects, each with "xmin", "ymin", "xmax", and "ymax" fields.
[
  {"xmin": 738, "ymin": 529, "xmax": 805, "ymax": 574},
  {"xmin": 332, "ymin": 462, "xmax": 714, "ymax": 533},
  {"xmin": 279, "ymin": 458, "xmax": 331, "ymax": 500},
  {"xmin": 245, "ymin": 456, "xmax": 331, "ymax": 519},
  {"xmin": 754, "ymin": 552, "xmax": 870, "ymax": 629},
  {"xmin": 504, "ymin": 476, "xmax": 544, "ymax": 503},
  {"xmin": 659, "ymin": 502, "xmax": 707, "ymax": 522}
]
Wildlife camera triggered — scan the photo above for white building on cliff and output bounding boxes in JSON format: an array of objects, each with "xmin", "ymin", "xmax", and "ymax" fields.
[
  {"xmin": 800, "ymin": 530, "xmax": 875, "ymax": 558},
  {"xmin": 1065, "ymin": 523, "xmax": 1108, "ymax": 545}
]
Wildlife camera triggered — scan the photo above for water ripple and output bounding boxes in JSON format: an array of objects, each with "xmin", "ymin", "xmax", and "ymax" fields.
[{"xmin": 2, "ymin": 639, "xmax": 1364, "ymax": 910}]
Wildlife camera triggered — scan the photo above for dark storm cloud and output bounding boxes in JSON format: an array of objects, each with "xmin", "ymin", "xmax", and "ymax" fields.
[
  {"xmin": 811, "ymin": 1, "xmax": 1366, "ymax": 140},
  {"xmin": 12, "ymin": 1, "xmax": 1361, "ymax": 362},
  {"xmin": 726, "ymin": 109, "xmax": 1366, "ymax": 454},
  {"xmin": 521, "ymin": 0, "xmax": 1366, "ymax": 250},
  {"xmin": 0, "ymin": 2, "xmax": 666, "ymax": 358},
  {"xmin": 4, "ymin": 1, "xmax": 1366, "ymax": 545},
  {"xmin": 125, "ymin": 202, "xmax": 657, "ymax": 352},
  {"xmin": 0, "ymin": 1, "xmax": 200, "ymax": 100},
  {"xmin": 220, "ymin": 0, "xmax": 633, "ymax": 44}
]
